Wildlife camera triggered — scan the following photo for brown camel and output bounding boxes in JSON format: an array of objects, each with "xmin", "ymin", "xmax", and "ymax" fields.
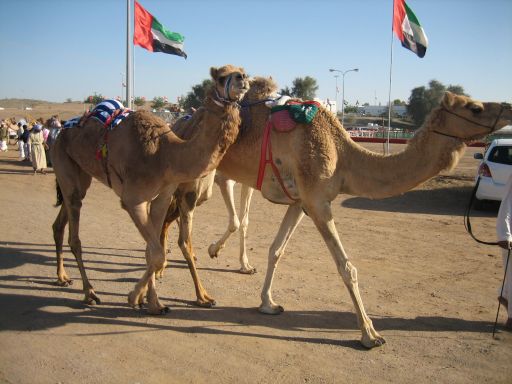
[
  {"xmin": 159, "ymin": 78, "xmax": 279, "ymax": 275},
  {"xmin": 165, "ymin": 76, "xmax": 512, "ymax": 348},
  {"xmin": 51, "ymin": 64, "xmax": 249, "ymax": 314}
]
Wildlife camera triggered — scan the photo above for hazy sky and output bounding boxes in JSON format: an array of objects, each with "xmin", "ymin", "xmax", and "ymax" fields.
[{"xmin": 0, "ymin": 0, "xmax": 511, "ymax": 106}]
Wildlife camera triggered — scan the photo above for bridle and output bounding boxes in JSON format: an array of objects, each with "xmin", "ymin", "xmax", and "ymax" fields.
[
  {"xmin": 432, "ymin": 103, "xmax": 507, "ymax": 140},
  {"xmin": 212, "ymin": 73, "xmax": 247, "ymax": 107}
]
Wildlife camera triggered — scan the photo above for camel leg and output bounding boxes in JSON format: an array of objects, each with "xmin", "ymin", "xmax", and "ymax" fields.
[
  {"xmin": 259, "ymin": 203, "xmax": 304, "ymax": 314},
  {"xmin": 208, "ymin": 178, "xmax": 239, "ymax": 258},
  {"xmin": 126, "ymin": 200, "xmax": 169, "ymax": 315},
  {"xmin": 52, "ymin": 203, "xmax": 71, "ymax": 286},
  {"xmin": 60, "ymin": 173, "xmax": 99, "ymax": 305},
  {"xmin": 238, "ymin": 185, "xmax": 256, "ymax": 274},
  {"xmin": 304, "ymin": 201, "xmax": 385, "ymax": 349},
  {"xmin": 177, "ymin": 201, "xmax": 216, "ymax": 307},
  {"xmin": 160, "ymin": 199, "xmax": 179, "ymax": 258}
]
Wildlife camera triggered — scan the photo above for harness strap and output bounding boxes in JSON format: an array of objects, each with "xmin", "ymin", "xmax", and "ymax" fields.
[
  {"xmin": 435, "ymin": 104, "xmax": 506, "ymax": 140},
  {"xmin": 95, "ymin": 130, "xmax": 113, "ymax": 188},
  {"xmin": 256, "ymin": 120, "xmax": 298, "ymax": 202}
]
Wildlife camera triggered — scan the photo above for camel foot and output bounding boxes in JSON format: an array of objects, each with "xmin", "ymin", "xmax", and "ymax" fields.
[
  {"xmin": 258, "ymin": 303, "xmax": 284, "ymax": 315},
  {"xmin": 128, "ymin": 290, "xmax": 145, "ymax": 308},
  {"xmin": 155, "ymin": 269, "xmax": 164, "ymax": 280},
  {"xmin": 360, "ymin": 334, "xmax": 386, "ymax": 349},
  {"xmin": 208, "ymin": 243, "xmax": 222, "ymax": 258},
  {"xmin": 55, "ymin": 278, "xmax": 73, "ymax": 287},
  {"xmin": 196, "ymin": 298, "xmax": 217, "ymax": 308},
  {"xmin": 84, "ymin": 290, "xmax": 101, "ymax": 305},
  {"xmin": 360, "ymin": 327, "xmax": 386, "ymax": 349},
  {"xmin": 239, "ymin": 266, "xmax": 256, "ymax": 275},
  {"xmin": 147, "ymin": 305, "xmax": 170, "ymax": 315}
]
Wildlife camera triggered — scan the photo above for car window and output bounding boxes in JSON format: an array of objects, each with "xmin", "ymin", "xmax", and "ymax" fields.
[{"xmin": 488, "ymin": 146, "xmax": 512, "ymax": 165}]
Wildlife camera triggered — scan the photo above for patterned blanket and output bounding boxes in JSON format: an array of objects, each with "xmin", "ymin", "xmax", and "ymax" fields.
[{"xmin": 63, "ymin": 99, "xmax": 131, "ymax": 130}]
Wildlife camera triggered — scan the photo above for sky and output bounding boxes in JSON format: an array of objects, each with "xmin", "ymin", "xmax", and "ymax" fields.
[{"xmin": 0, "ymin": 0, "xmax": 511, "ymax": 107}]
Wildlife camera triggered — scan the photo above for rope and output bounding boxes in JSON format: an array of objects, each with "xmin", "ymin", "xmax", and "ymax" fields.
[{"xmin": 464, "ymin": 176, "xmax": 498, "ymax": 246}]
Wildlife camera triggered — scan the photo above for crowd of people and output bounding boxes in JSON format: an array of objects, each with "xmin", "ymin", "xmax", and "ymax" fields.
[{"xmin": 0, "ymin": 115, "xmax": 62, "ymax": 174}]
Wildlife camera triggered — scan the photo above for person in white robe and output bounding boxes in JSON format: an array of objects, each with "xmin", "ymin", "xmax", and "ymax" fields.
[{"xmin": 496, "ymin": 174, "xmax": 512, "ymax": 330}]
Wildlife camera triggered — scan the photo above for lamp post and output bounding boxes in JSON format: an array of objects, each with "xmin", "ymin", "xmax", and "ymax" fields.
[
  {"xmin": 329, "ymin": 68, "xmax": 359, "ymax": 126},
  {"xmin": 333, "ymin": 75, "xmax": 339, "ymax": 114}
]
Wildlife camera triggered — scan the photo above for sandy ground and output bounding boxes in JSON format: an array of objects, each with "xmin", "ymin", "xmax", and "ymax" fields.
[{"xmin": 0, "ymin": 141, "xmax": 511, "ymax": 384}]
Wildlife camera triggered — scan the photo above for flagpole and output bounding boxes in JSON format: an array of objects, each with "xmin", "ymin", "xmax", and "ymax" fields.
[
  {"xmin": 126, "ymin": 0, "xmax": 133, "ymax": 109},
  {"xmin": 386, "ymin": 0, "xmax": 396, "ymax": 155}
]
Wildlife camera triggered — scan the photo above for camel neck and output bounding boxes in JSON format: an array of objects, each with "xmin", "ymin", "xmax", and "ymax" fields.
[
  {"xmin": 162, "ymin": 98, "xmax": 241, "ymax": 181},
  {"xmin": 340, "ymin": 126, "xmax": 466, "ymax": 199}
]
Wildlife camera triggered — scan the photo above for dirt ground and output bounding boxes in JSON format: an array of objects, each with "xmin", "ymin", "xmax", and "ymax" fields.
[{"xmin": 1, "ymin": 140, "xmax": 511, "ymax": 384}]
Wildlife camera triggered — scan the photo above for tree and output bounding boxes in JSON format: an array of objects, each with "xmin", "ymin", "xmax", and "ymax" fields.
[
  {"xmin": 279, "ymin": 77, "xmax": 318, "ymax": 99},
  {"xmin": 291, "ymin": 76, "xmax": 318, "ymax": 100},
  {"xmin": 279, "ymin": 86, "xmax": 292, "ymax": 96},
  {"xmin": 85, "ymin": 94, "xmax": 105, "ymax": 105},
  {"xmin": 151, "ymin": 96, "xmax": 167, "ymax": 110},
  {"xmin": 407, "ymin": 80, "xmax": 467, "ymax": 126},
  {"xmin": 180, "ymin": 79, "xmax": 213, "ymax": 111},
  {"xmin": 134, "ymin": 96, "xmax": 146, "ymax": 107}
]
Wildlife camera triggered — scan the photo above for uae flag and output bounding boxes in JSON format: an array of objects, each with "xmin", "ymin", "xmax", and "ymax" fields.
[
  {"xmin": 133, "ymin": 1, "xmax": 187, "ymax": 59},
  {"xmin": 393, "ymin": 0, "xmax": 428, "ymax": 58}
]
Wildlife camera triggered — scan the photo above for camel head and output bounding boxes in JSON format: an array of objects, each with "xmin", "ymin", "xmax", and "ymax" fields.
[
  {"xmin": 242, "ymin": 76, "xmax": 279, "ymax": 103},
  {"xmin": 429, "ymin": 91, "xmax": 512, "ymax": 141},
  {"xmin": 210, "ymin": 64, "xmax": 250, "ymax": 103}
]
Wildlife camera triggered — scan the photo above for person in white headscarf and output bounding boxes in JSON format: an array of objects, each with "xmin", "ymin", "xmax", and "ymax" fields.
[
  {"xmin": 29, "ymin": 123, "xmax": 47, "ymax": 174},
  {"xmin": 496, "ymin": 174, "xmax": 512, "ymax": 330},
  {"xmin": 0, "ymin": 121, "xmax": 8, "ymax": 152}
]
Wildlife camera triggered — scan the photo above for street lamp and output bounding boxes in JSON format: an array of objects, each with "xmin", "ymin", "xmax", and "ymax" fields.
[
  {"xmin": 333, "ymin": 75, "xmax": 339, "ymax": 113},
  {"xmin": 329, "ymin": 68, "xmax": 359, "ymax": 126}
]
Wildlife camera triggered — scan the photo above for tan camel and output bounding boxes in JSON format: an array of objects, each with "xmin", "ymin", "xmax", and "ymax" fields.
[
  {"xmin": 159, "ymin": 77, "xmax": 280, "ymax": 278},
  {"xmin": 172, "ymin": 77, "xmax": 512, "ymax": 348},
  {"xmin": 51, "ymin": 64, "xmax": 249, "ymax": 314}
]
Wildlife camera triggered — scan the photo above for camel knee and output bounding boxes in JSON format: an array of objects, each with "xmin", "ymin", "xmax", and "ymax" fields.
[
  {"xmin": 68, "ymin": 237, "xmax": 82, "ymax": 252},
  {"xmin": 228, "ymin": 216, "xmax": 240, "ymax": 233},
  {"xmin": 269, "ymin": 247, "xmax": 284, "ymax": 266},
  {"xmin": 148, "ymin": 252, "xmax": 167, "ymax": 272},
  {"xmin": 339, "ymin": 261, "xmax": 358, "ymax": 286}
]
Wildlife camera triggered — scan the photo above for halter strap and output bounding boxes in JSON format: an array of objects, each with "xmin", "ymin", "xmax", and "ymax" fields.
[{"xmin": 433, "ymin": 104, "xmax": 505, "ymax": 140}]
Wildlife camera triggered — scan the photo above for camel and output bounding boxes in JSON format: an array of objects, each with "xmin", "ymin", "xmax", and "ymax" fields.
[
  {"xmin": 164, "ymin": 76, "xmax": 512, "ymax": 348},
  {"xmin": 159, "ymin": 78, "xmax": 279, "ymax": 274},
  {"xmin": 51, "ymin": 64, "xmax": 250, "ymax": 314}
]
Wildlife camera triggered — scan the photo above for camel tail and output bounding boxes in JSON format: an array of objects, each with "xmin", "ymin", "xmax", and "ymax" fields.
[{"xmin": 55, "ymin": 179, "xmax": 63, "ymax": 207}]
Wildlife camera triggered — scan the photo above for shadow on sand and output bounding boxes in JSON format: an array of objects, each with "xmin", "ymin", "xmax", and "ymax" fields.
[{"xmin": 342, "ymin": 185, "xmax": 499, "ymax": 217}]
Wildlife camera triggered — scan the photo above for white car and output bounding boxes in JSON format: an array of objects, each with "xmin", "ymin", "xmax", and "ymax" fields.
[{"xmin": 473, "ymin": 138, "xmax": 512, "ymax": 208}]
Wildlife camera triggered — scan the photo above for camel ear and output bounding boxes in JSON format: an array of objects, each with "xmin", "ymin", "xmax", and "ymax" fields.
[
  {"xmin": 442, "ymin": 91, "xmax": 455, "ymax": 109},
  {"xmin": 210, "ymin": 67, "xmax": 218, "ymax": 81}
]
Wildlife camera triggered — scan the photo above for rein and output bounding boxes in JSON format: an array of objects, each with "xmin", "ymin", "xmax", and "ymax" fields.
[{"xmin": 464, "ymin": 176, "xmax": 498, "ymax": 246}]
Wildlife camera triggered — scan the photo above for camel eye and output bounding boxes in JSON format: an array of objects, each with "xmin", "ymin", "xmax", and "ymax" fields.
[
  {"xmin": 468, "ymin": 103, "xmax": 483, "ymax": 114},
  {"xmin": 235, "ymin": 73, "xmax": 245, "ymax": 81}
]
